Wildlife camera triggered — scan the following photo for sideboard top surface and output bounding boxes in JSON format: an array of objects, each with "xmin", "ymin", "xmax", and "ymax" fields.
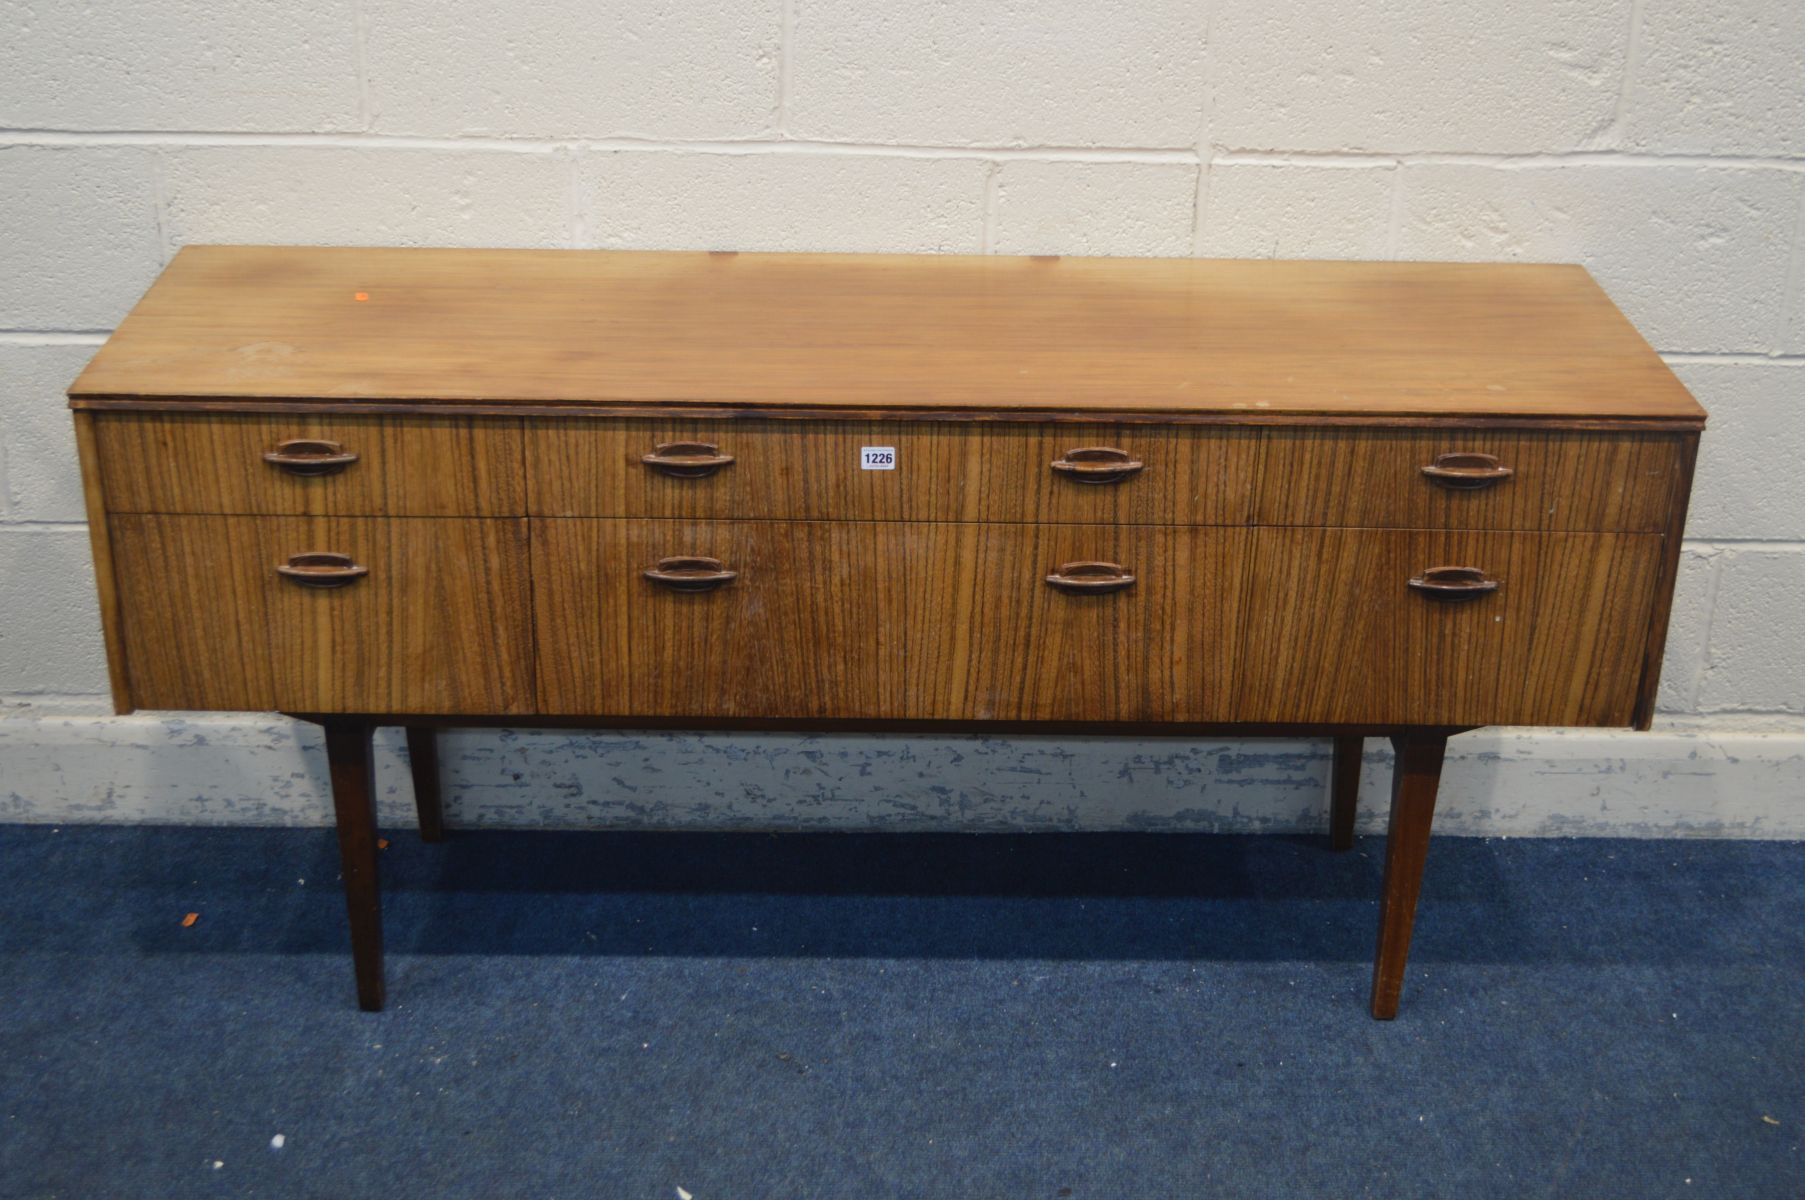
[{"xmin": 70, "ymin": 245, "xmax": 1704, "ymax": 426}]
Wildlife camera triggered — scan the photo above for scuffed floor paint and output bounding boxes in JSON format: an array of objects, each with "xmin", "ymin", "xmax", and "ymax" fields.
[{"xmin": 0, "ymin": 709, "xmax": 1801, "ymax": 837}]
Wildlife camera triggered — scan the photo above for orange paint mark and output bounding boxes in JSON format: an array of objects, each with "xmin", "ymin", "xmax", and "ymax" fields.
[
  {"xmin": 377, "ymin": 838, "xmax": 389, "ymax": 850},
  {"xmin": 353, "ymin": 291, "xmax": 370, "ymax": 302},
  {"xmin": 181, "ymin": 912, "xmax": 199, "ymax": 927}
]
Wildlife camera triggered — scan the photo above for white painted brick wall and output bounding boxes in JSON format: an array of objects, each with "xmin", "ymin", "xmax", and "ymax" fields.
[
  {"xmin": 787, "ymin": 1, "xmax": 1210, "ymax": 147},
  {"xmin": 0, "ymin": 531, "xmax": 109, "ymax": 695},
  {"xmin": 1, "ymin": 1, "xmax": 1802, "ymax": 834},
  {"xmin": 1697, "ymin": 550, "xmax": 1805, "ymax": 714},
  {"xmin": 0, "ymin": 146, "xmax": 162, "ymax": 329},
  {"xmin": 364, "ymin": 0, "xmax": 783, "ymax": 139},
  {"xmin": 1211, "ymin": 0, "xmax": 1631, "ymax": 153},
  {"xmin": 991, "ymin": 162, "xmax": 1198, "ymax": 256},
  {"xmin": 1672, "ymin": 363, "xmax": 1805, "ymax": 541},
  {"xmin": 1787, "ymin": 251, "xmax": 1805, "ymax": 354},
  {"xmin": 0, "ymin": 0, "xmax": 360, "ymax": 132},
  {"xmin": 1625, "ymin": 0, "xmax": 1805, "ymax": 156},
  {"xmin": 1396, "ymin": 165, "xmax": 1801, "ymax": 354},
  {"xmin": 162, "ymin": 146, "xmax": 573, "ymax": 248},
  {"xmin": 1198, "ymin": 164, "xmax": 1396, "ymax": 260},
  {"xmin": 1655, "ymin": 549, "xmax": 1717, "ymax": 714},
  {"xmin": 579, "ymin": 151, "xmax": 988, "ymax": 252},
  {"xmin": 0, "ymin": 344, "xmax": 93, "ymax": 522}
]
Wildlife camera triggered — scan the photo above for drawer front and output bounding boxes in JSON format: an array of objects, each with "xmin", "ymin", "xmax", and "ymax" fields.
[
  {"xmin": 112, "ymin": 515, "xmax": 532, "ymax": 713},
  {"xmin": 903, "ymin": 522, "xmax": 1250, "ymax": 722},
  {"xmin": 527, "ymin": 419, "xmax": 1257, "ymax": 525},
  {"xmin": 1256, "ymin": 429, "xmax": 1681, "ymax": 532},
  {"xmin": 96, "ymin": 413, "xmax": 524, "ymax": 516},
  {"xmin": 533, "ymin": 519, "xmax": 1248, "ymax": 721},
  {"xmin": 1235, "ymin": 528, "xmax": 1663, "ymax": 726}
]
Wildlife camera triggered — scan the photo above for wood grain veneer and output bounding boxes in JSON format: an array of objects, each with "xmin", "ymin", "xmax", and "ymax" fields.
[
  {"xmin": 1630, "ymin": 431, "xmax": 1702, "ymax": 730},
  {"xmin": 534, "ymin": 519, "xmax": 1247, "ymax": 722},
  {"xmin": 111, "ymin": 515, "xmax": 532, "ymax": 713},
  {"xmin": 527, "ymin": 418, "xmax": 1258, "ymax": 525},
  {"xmin": 95, "ymin": 412, "xmax": 524, "ymax": 516},
  {"xmin": 903, "ymin": 522, "xmax": 1247, "ymax": 723},
  {"xmin": 71, "ymin": 410, "xmax": 134, "ymax": 712},
  {"xmin": 1236, "ymin": 528, "xmax": 1663, "ymax": 726},
  {"xmin": 65, "ymin": 246, "xmax": 1707, "ymax": 1017},
  {"xmin": 1256, "ymin": 428, "xmax": 1684, "ymax": 533},
  {"xmin": 71, "ymin": 246, "xmax": 1705, "ymax": 424}
]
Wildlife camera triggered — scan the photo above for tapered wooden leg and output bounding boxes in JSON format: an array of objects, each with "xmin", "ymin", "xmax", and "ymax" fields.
[
  {"xmin": 405, "ymin": 726, "xmax": 446, "ymax": 843},
  {"xmin": 324, "ymin": 720, "xmax": 384, "ymax": 1012},
  {"xmin": 1370, "ymin": 731, "xmax": 1449, "ymax": 1020},
  {"xmin": 1329, "ymin": 736, "xmax": 1363, "ymax": 851}
]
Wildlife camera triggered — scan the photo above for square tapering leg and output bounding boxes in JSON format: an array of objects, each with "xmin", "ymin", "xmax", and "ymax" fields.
[
  {"xmin": 405, "ymin": 726, "xmax": 446, "ymax": 843},
  {"xmin": 324, "ymin": 720, "xmax": 385, "ymax": 1012},
  {"xmin": 1329, "ymin": 736, "xmax": 1363, "ymax": 851},
  {"xmin": 1369, "ymin": 731, "xmax": 1449, "ymax": 1020}
]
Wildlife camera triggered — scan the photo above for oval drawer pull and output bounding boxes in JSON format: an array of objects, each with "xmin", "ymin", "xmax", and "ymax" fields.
[
  {"xmin": 1420, "ymin": 452, "xmax": 1513, "ymax": 490},
  {"xmin": 1050, "ymin": 446, "xmax": 1144, "ymax": 484},
  {"xmin": 1407, "ymin": 565, "xmax": 1499, "ymax": 602},
  {"xmin": 1045, "ymin": 561, "xmax": 1136, "ymax": 594},
  {"xmin": 642, "ymin": 441, "xmax": 735, "ymax": 478},
  {"xmin": 644, "ymin": 555, "xmax": 739, "ymax": 592},
  {"xmin": 263, "ymin": 439, "xmax": 360, "ymax": 476},
  {"xmin": 276, "ymin": 551, "xmax": 369, "ymax": 589}
]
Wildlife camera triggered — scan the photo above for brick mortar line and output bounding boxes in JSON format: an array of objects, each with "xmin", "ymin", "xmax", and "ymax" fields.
[
  {"xmin": 1384, "ymin": 165, "xmax": 1406, "ymax": 258},
  {"xmin": 1772, "ymin": 180, "xmax": 1805, "ymax": 351},
  {"xmin": 148, "ymin": 147, "xmax": 173, "ymax": 265},
  {"xmin": 1211, "ymin": 149, "xmax": 1805, "ymax": 171},
  {"xmin": 6, "ymin": 130, "xmax": 1805, "ymax": 171},
  {"xmin": 776, "ymin": 0, "xmax": 794, "ymax": 136},
  {"xmin": 1601, "ymin": 0, "xmax": 1646, "ymax": 148},
  {"xmin": 980, "ymin": 162, "xmax": 1000, "ymax": 253},
  {"xmin": 1189, "ymin": 0, "xmax": 1215, "ymax": 256},
  {"xmin": 1662, "ymin": 352, "xmax": 1805, "ymax": 365},
  {"xmin": 349, "ymin": 0, "xmax": 371, "ymax": 131},
  {"xmin": 0, "ymin": 332, "xmax": 110, "ymax": 344},
  {"xmin": 1685, "ymin": 550, "xmax": 1729, "ymax": 710},
  {"xmin": 563, "ymin": 145, "xmax": 586, "ymax": 248}
]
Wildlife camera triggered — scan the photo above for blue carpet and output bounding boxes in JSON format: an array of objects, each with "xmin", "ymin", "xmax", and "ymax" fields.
[{"xmin": 0, "ymin": 824, "xmax": 1800, "ymax": 1199}]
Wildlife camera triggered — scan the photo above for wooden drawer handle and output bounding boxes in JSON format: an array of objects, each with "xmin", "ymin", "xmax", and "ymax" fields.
[
  {"xmin": 1050, "ymin": 446, "xmax": 1144, "ymax": 484},
  {"xmin": 263, "ymin": 439, "xmax": 359, "ymax": 476},
  {"xmin": 1408, "ymin": 565, "xmax": 1498, "ymax": 602},
  {"xmin": 642, "ymin": 441, "xmax": 735, "ymax": 478},
  {"xmin": 644, "ymin": 555, "xmax": 739, "ymax": 592},
  {"xmin": 1045, "ymin": 561, "xmax": 1136, "ymax": 594},
  {"xmin": 1420, "ymin": 452, "xmax": 1513, "ymax": 490},
  {"xmin": 276, "ymin": 551, "xmax": 369, "ymax": 589}
]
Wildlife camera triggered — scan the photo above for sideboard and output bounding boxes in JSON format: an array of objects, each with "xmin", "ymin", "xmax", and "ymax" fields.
[{"xmin": 68, "ymin": 246, "xmax": 1704, "ymax": 1017}]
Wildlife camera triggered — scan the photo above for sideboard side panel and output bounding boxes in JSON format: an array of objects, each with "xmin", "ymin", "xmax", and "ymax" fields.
[
  {"xmin": 71, "ymin": 409, "xmax": 135, "ymax": 714},
  {"xmin": 1631, "ymin": 431, "xmax": 1701, "ymax": 730}
]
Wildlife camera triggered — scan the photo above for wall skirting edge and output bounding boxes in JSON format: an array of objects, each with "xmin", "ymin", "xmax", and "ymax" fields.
[{"xmin": 1, "ymin": 708, "xmax": 1799, "ymax": 838}]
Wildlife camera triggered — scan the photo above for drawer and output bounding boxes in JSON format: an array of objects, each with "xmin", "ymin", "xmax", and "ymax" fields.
[
  {"xmin": 111, "ymin": 515, "xmax": 532, "ymax": 713},
  {"xmin": 1235, "ymin": 528, "xmax": 1663, "ymax": 726},
  {"xmin": 1255, "ymin": 429, "xmax": 1681, "ymax": 532},
  {"xmin": 533, "ymin": 519, "xmax": 1249, "ymax": 721},
  {"xmin": 95, "ymin": 413, "xmax": 524, "ymax": 516},
  {"xmin": 526, "ymin": 419, "xmax": 1257, "ymax": 525}
]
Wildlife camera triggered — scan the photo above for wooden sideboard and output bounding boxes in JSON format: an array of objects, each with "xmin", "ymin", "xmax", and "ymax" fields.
[{"xmin": 69, "ymin": 246, "xmax": 1705, "ymax": 1018}]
